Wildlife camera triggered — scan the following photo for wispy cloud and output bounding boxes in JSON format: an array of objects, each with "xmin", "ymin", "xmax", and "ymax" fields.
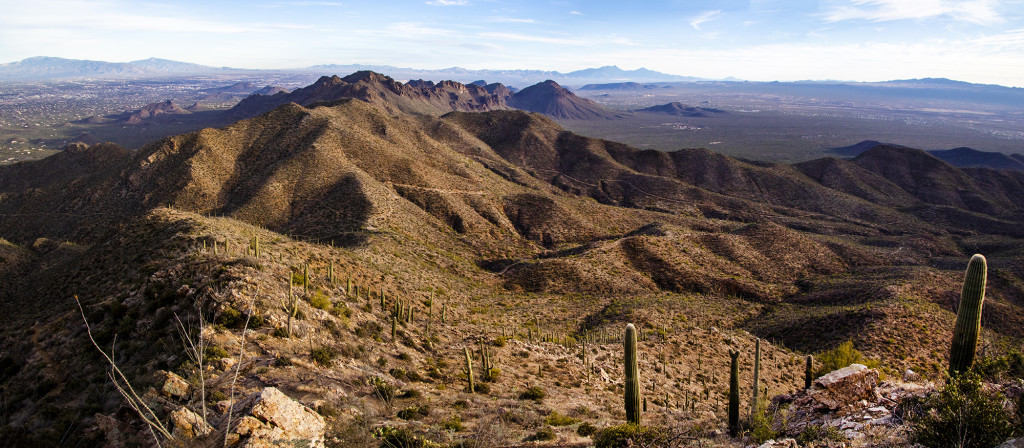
[
  {"xmin": 486, "ymin": 17, "xmax": 536, "ymax": 23},
  {"xmin": 822, "ymin": 0, "xmax": 1003, "ymax": 25},
  {"xmin": 478, "ymin": 32, "xmax": 587, "ymax": 45},
  {"xmin": 968, "ymin": 27, "xmax": 1024, "ymax": 48},
  {"xmin": 426, "ymin": 0, "xmax": 468, "ymax": 5},
  {"xmin": 569, "ymin": 10, "xmax": 583, "ymax": 15},
  {"xmin": 280, "ymin": 1, "xmax": 345, "ymax": 6},
  {"xmin": 689, "ymin": 10, "xmax": 722, "ymax": 30}
]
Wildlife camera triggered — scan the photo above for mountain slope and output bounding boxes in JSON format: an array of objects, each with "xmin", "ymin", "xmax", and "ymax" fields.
[{"xmin": 507, "ymin": 80, "xmax": 625, "ymax": 120}]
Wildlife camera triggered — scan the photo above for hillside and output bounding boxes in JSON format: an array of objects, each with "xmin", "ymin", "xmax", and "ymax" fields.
[{"xmin": 1, "ymin": 94, "xmax": 1023, "ymax": 447}]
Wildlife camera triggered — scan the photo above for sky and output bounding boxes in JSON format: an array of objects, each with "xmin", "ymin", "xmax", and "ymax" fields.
[{"xmin": 1, "ymin": 0, "xmax": 1023, "ymax": 86}]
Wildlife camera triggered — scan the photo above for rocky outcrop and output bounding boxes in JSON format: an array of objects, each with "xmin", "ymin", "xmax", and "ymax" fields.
[
  {"xmin": 772, "ymin": 365, "xmax": 936, "ymax": 443},
  {"xmin": 808, "ymin": 364, "xmax": 878, "ymax": 409},
  {"xmin": 229, "ymin": 387, "xmax": 326, "ymax": 448}
]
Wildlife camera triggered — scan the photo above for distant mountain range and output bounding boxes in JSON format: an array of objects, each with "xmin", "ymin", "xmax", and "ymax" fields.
[
  {"xmin": 0, "ymin": 57, "xmax": 698, "ymax": 86},
  {"xmin": 832, "ymin": 140, "xmax": 1024, "ymax": 171},
  {"xmin": 0, "ymin": 56, "xmax": 249, "ymax": 79}
]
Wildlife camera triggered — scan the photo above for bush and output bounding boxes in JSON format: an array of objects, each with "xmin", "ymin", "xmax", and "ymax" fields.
[
  {"xmin": 796, "ymin": 424, "xmax": 845, "ymax": 446},
  {"xmin": 397, "ymin": 406, "xmax": 429, "ymax": 420},
  {"xmin": 747, "ymin": 400, "xmax": 781, "ymax": 444},
  {"xmin": 973, "ymin": 348, "xmax": 1024, "ymax": 383},
  {"xmin": 373, "ymin": 426, "xmax": 428, "ymax": 448},
  {"xmin": 815, "ymin": 340, "xmax": 878, "ymax": 377},
  {"xmin": 518, "ymin": 386, "xmax": 546, "ymax": 401},
  {"xmin": 592, "ymin": 424, "xmax": 668, "ymax": 448},
  {"xmin": 442, "ymin": 415, "xmax": 464, "ymax": 431},
  {"xmin": 910, "ymin": 371, "xmax": 1019, "ymax": 448},
  {"xmin": 369, "ymin": 376, "xmax": 395, "ymax": 404},
  {"xmin": 524, "ymin": 427, "xmax": 555, "ymax": 442},
  {"xmin": 576, "ymin": 422, "xmax": 597, "ymax": 437},
  {"xmin": 309, "ymin": 291, "xmax": 331, "ymax": 310},
  {"xmin": 203, "ymin": 345, "xmax": 230, "ymax": 363},
  {"xmin": 311, "ymin": 347, "xmax": 337, "ymax": 366},
  {"xmin": 544, "ymin": 411, "xmax": 578, "ymax": 426}
]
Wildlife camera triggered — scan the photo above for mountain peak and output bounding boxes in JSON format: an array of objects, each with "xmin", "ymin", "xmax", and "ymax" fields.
[{"xmin": 341, "ymin": 70, "xmax": 394, "ymax": 84}]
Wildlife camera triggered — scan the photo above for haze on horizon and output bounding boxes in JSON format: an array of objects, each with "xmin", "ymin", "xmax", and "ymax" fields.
[{"xmin": 1, "ymin": 0, "xmax": 1023, "ymax": 87}]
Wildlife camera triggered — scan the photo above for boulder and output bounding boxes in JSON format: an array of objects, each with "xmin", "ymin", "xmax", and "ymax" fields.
[
  {"xmin": 808, "ymin": 364, "xmax": 878, "ymax": 410},
  {"xmin": 170, "ymin": 406, "xmax": 213, "ymax": 439},
  {"xmin": 999, "ymin": 438, "xmax": 1024, "ymax": 448},
  {"xmin": 160, "ymin": 370, "xmax": 191, "ymax": 399},
  {"xmin": 231, "ymin": 387, "xmax": 326, "ymax": 448}
]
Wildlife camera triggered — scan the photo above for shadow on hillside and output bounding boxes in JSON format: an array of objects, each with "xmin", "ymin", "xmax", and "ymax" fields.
[{"xmin": 280, "ymin": 173, "xmax": 374, "ymax": 248}]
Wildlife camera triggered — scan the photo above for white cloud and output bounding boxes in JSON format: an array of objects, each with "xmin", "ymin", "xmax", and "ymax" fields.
[
  {"xmin": 822, "ymin": 0, "xmax": 1003, "ymax": 25},
  {"xmin": 570, "ymin": 10, "xmax": 583, "ymax": 15},
  {"xmin": 426, "ymin": 0, "xmax": 468, "ymax": 5},
  {"xmin": 478, "ymin": 32, "xmax": 587, "ymax": 45},
  {"xmin": 486, "ymin": 17, "xmax": 537, "ymax": 23},
  {"xmin": 689, "ymin": 10, "xmax": 722, "ymax": 30}
]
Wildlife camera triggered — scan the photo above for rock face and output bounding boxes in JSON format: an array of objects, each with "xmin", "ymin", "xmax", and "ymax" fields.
[
  {"xmin": 231, "ymin": 387, "xmax": 326, "ymax": 448},
  {"xmin": 773, "ymin": 365, "xmax": 935, "ymax": 443},
  {"xmin": 160, "ymin": 370, "xmax": 191, "ymax": 399},
  {"xmin": 808, "ymin": 364, "xmax": 879, "ymax": 410},
  {"xmin": 170, "ymin": 407, "xmax": 213, "ymax": 439}
]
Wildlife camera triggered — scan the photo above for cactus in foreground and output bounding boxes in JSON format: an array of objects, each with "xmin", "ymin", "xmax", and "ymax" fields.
[
  {"xmin": 751, "ymin": 338, "xmax": 761, "ymax": 416},
  {"xmin": 728, "ymin": 349, "xmax": 740, "ymax": 437},
  {"xmin": 624, "ymin": 323, "xmax": 640, "ymax": 425},
  {"xmin": 464, "ymin": 347, "xmax": 475, "ymax": 393},
  {"xmin": 805, "ymin": 355, "xmax": 813, "ymax": 389},
  {"xmin": 949, "ymin": 254, "xmax": 987, "ymax": 376}
]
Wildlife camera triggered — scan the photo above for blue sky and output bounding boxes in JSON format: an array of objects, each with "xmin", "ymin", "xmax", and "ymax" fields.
[{"xmin": 2, "ymin": 0, "xmax": 1023, "ymax": 86}]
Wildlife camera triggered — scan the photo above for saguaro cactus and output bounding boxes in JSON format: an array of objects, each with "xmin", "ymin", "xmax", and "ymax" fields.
[
  {"xmin": 728, "ymin": 349, "xmax": 740, "ymax": 437},
  {"xmin": 751, "ymin": 338, "xmax": 761, "ymax": 416},
  {"xmin": 624, "ymin": 323, "xmax": 640, "ymax": 425},
  {"xmin": 949, "ymin": 254, "xmax": 987, "ymax": 376},
  {"xmin": 464, "ymin": 347, "xmax": 475, "ymax": 393},
  {"xmin": 805, "ymin": 355, "xmax": 813, "ymax": 389}
]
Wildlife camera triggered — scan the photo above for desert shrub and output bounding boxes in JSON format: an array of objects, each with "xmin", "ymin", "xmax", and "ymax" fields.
[
  {"xmin": 973, "ymin": 348, "xmax": 1024, "ymax": 383},
  {"xmin": 203, "ymin": 345, "xmax": 229, "ymax": 363},
  {"xmin": 397, "ymin": 406, "xmax": 429, "ymax": 420},
  {"xmin": 910, "ymin": 371, "xmax": 1019, "ymax": 448},
  {"xmin": 747, "ymin": 400, "xmax": 782, "ymax": 444},
  {"xmin": 518, "ymin": 386, "xmax": 546, "ymax": 401},
  {"xmin": 327, "ymin": 416, "xmax": 377, "ymax": 448},
  {"xmin": 310, "ymin": 291, "xmax": 331, "ymax": 310},
  {"xmin": 576, "ymin": 422, "xmax": 597, "ymax": 437},
  {"xmin": 442, "ymin": 415, "xmax": 464, "ymax": 431},
  {"xmin": 316, "ymin": 402, "xmax": 340, "ymax": 418},
  {"xmin": 312, "ymin": 347, "xmax": 337, "ymax": 366},
  {"xmin": 796, "ymin": 424, "xmax": 845, "ymax": 446},
  {"xmin": 473, "ymin": 382, "xmax": 490, "ymax": 394},
  {"xmin": 373, "ymin": 425, "xmax": 428, "ymax": 448},
  {"xmin": 524, "ymin": 427, "xmax": 555, "ymax": 442},
  {"xmin": 815, "ymin": 340, "xmax": 878, "ymax": 377},
  {"xmin": 592, "ymin": 424, "xmax": 669, "ymax": 448},
  {"xmin": 544, "ymin": 411, "xmax": 578, "ymax": 426},
  {"xmin": 272, "ymin": 326, "xmax": 288, "ymax": 338},
  {"xmin": 216, "ymin": 306, "xmax": 244, "ymax": 328},
  {"xmin": 493, "ymin": 336, "xmax": 506, "ymax": 347},
  {"xmin": 369, "ymin": 376, "xmax": 395, "ymax": 404}
]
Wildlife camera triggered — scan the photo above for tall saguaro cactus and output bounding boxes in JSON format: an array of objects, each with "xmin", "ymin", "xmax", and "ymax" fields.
[
  {"xmin": 751, "ymin": 338, "xmax": 761, "ymax": 416},
  {"xmin": 624, "ymin": 323, "xmax": 640, "ymax": 425},
  {"xmin": 464, "ymin": 347, "xmax": 475, "ymax": 393},
  {"xmin": 728, "ymin": 349, "xmax": 740, "ymax": 437},
  {"xmin": 949, "ymin": 254, "xmax": 987, "ymax": 376},
  {"xmin": 805, "ymin": 355, "xmax": 813, "ymax": 389}
]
